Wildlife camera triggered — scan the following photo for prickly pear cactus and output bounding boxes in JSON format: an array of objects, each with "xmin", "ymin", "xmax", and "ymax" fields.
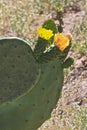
[{"xmin": 0, "ymin": 20, "xmax": 73, "ymax": 130}]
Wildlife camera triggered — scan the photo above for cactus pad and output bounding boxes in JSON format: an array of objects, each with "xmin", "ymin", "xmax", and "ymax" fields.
[
  {"xmin": 0, "ymin": 59, "xmax": 63, "ymax": 130},
  {"xmin": 0, "ymin": 38, "xmax": 40, "ymax": 104},
  {"xmin": 0, "ymin": 19, "xmax": 72, "ymax": 130},
  {"xmin": 0, "ymin": 37, "xmax": 64, "ymax": 130}
]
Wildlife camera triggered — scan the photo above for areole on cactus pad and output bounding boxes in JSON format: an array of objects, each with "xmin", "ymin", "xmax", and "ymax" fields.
[{"xmin": 0, "ymin": 20, "xmax": 73, "ymax": 130}]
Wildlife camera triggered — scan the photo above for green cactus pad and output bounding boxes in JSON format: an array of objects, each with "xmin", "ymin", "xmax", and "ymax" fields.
[
  {"xmin": 0, "ymin": 58, "xmax": 63, "ymax": 130},
  {"xmin": 0, "ymin": 38, "xmax": 40, "ymax": 104},
  {"xmin": 0, "ymin": 37, "xmax": 64, "ymax": 130}
]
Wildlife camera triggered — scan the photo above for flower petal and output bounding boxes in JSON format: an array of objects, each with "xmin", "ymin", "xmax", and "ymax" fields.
[
  {"xmin": 37, "ymin": 27, "xmax": 53, "ymax": 40},
  {"xmin": 54, "ymin": 33, "xmax": 70, "ymax": 51}
]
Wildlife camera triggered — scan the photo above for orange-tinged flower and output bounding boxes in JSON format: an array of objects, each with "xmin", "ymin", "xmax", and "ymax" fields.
[{"xmin": 54, "ymin": 33, "xmax": 70, "ymax": 51}]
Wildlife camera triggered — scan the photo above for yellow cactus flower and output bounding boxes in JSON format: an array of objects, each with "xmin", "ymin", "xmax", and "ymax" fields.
[
  {"xmin": 54, "ymin": 33, "xmax": 70, "ymax": 51},
  {"xmin": 37, "ymin": 27, "xmax": 53, "ymax": 40}
]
